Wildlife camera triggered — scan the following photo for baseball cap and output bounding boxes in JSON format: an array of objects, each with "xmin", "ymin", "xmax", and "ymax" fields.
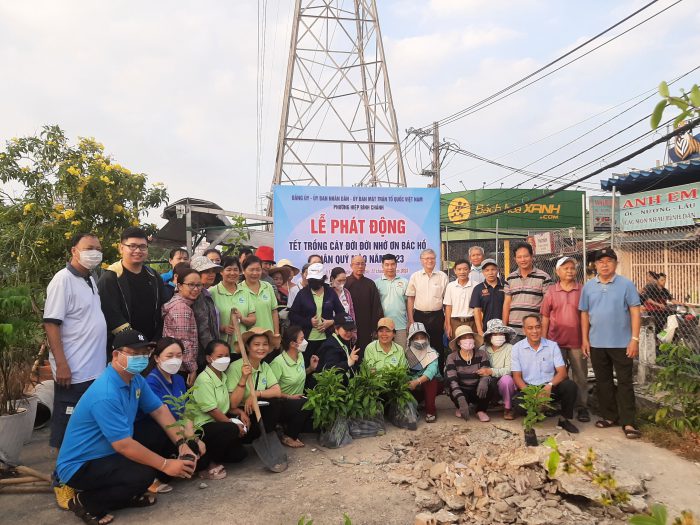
[
  {"xmin": 481, "ymin": 258, "xmax": 498, "ymax": 269},
  {"xmin": 112, "ymin": 329, "xmax": 156, "ymax": 351},
  {"xmin": 334, "ymin": 313, "xmax": 356, "ymax": 330},
  {"xmin": 307, "ymin": 262, "xmax": 325, "ymax": 280},
  {"xmin": 555, "ymin": 256, "xmax": 577, "ymax": 269},
  {"xmin": 377, "ymin": 317, "xmax": 395, "ymax": 331},
  {"xmin": 593, "ymin": 248, "xmax": 618, "ymax": 261},
  {"xmin": 190, "ymin": 255, "xmax": 222, "ymax": 272}
]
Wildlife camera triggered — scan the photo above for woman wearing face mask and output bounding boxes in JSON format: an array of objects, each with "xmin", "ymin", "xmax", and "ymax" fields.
[
  {"xmin": 315, "ymin": 314, "xmax": 361, "ymax": 384},
  {"xmin": 270, "ymin": 326, "xmax": 319, "ymax": 447},
  {"xmin": 190, "ymin": 340, "xmax": 249, "ymax": 480},
  {"xmin": 445, "ymin": 325, "xmax": 493, "ymax": 422},
  {"xmin": 210, "ymin": 257, "xmax": 256, "ymax": 355},
  {"xmin": 162, "ymin": 269, "xmax": 201, "ymax": 386},
  {"xmin": 330, "ymin": 267, "xmax": 356, "ymax": 324},
  {"xmin": 404, "ymin": 323, "xmax": 441, "ymax": 423},
  {"xmin": 289, "ymin": 263, "xmax": 346, "ymax": 367},
  {"xmin": 133, "ymin": 337, "xmax": 198, "ymax": 493},
  {"xmin": 477, "ymin": 319, "xmax": 517, "ymax": 420}
]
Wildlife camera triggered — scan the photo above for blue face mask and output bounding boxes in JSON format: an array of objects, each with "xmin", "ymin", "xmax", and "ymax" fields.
[{"xmin": 119, "ymin": 352, "xmax": 150, "ymax": 374}]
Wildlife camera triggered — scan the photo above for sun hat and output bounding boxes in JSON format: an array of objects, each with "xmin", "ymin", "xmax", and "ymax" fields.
[
  {"xmin": 448, "ymin": 324, "xmax": 483, "ymax": 351},
  {"xmin": 482, "ymin": 319, "xmax": 516, "ymax": 342},
  {"xmin": 267, "ymin": 265, "xmax": 292, "ymax": 283},
  {"xmin": 189, "ymin": 255, "xmax": 222, "ymax": 273},
  {"xmin": 276, "ymin": 258, "xmax": 300, "ymax": 276},
  {"xmin": 255, "ymin": 246, "xmax": 275, "ymax": 263},
  {"xmin": 407, "ymin": 322, "xmax": 430, "ymax": 343},
  {"xmin": 241, "ymin": 326, "xmax": 281, "ymax": 349}
]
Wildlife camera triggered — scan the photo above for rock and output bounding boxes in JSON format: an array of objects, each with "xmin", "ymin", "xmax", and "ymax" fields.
[
  {"xmin": 433, "ymin": 509, "xmax": 459, "ymax": 524},
  {"xmin": 490, "ymin": 504, "xmax": 517, "ymax": 523},
  {"xmin": 416, "ymin": 479, "xmax": 430, "ymax": 490},
  {"xmin": 430, "ymin": 461, "xmax": 448, "ymax": 479},
  {"xmin": 414, "ymin": 512, "xmax": 437, "ymax": 525},
  {"xmin": 415, "ymin": 489, "xmax": 444, "ymax": 511},
  {"xmin": 491, "ymin": 482, "xmax": 515, "ymax": 500},
  {"xmin": 387, "ymin": 471, "xmax": 417, "ymax": 484},
  {"xmin": 613, "ymin": 469, "xmax": 645, "ymax": 495},
  {"xmin": 454, "ymin": 474, "xmax": 474, "ymax": 496},
  {"xmin": 555, "ymin": 473, "xmax": 603, "ymax": 501},
  {"xmin": 198, "ymin": 482, "xmax": 208, "ymax": 489},
  {"xmin": 543, "ymin": 499, "xmax": 558, "ymax": 507},
  {"xmin": 621, "ymin": 495, "xmax": 648, "ymax": 514},
  {"xmin": 493, "ymin": 501, "xmax": 510, "ymax": 513},
  {"xmin": 437, "ymin": 488, "xmax": 465, "ymax": 510},
  {"xmin": 562, "ymin": 502, "xmax": 582, "ymax": 514}
]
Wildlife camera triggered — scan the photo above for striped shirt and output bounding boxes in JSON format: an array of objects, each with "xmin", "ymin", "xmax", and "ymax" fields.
[
  {"xmin": 445, "ymin": 348, "xmax": 491, "ymax": 401},
  {"xmin": 504, "ymin": 267, "xmax": 552, "ymax": 335}
]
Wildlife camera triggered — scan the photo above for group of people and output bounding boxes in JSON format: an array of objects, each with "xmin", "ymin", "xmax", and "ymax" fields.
[{"xmin": 44, "ymin": 228, "xmax": 643, "ymax": 525}]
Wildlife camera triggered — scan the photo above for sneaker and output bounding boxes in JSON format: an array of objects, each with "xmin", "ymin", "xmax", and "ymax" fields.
[
  {"xmin": 557, "ymin": 418, "xmax": 579, "ymax": 434},
  {"xmin": 577, "ymin": 408, "xmax": 591, "ymax": 422}
]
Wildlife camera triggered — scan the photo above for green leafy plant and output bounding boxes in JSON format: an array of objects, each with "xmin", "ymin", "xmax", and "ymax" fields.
[
  {"xmin": 303, "ymin": 369, "xmax": 348, "ymax": 431},
  {"xmin": 651, "ymin": 81, "xmax": 700, "ymax": 129},
  {"xmin": 519, "ymin": 384, "xmax": 553, "ymax": 432},
  {"xmin": 297, "ymin": 514, "xmax": 352, "ymax": 525},
  {"xmin": 163, "ymin": 386, "xmax": 204, "ymax": 442},
  {"xmin": 380, "ymin": 365, "xmax": 415, "ymax": 409},
  {"xmin": 650, "ymin": 342, "xmax": 700, "ymax": 433},
  {"xmin": 345, "ymin": 362, "xmax": 386, "ymax": 420},
  {"xmin": 629, "ymin": 503, "xmax": 696, "ymax": 525},
  {"xmin": 544, "ymin": 436, "xmax": 629, "ymax": 507},
  {"xmin": 0, "ymin": 286, "xmax": 44, "ymax": 415}
]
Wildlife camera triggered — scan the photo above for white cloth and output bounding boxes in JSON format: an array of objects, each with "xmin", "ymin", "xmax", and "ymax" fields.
[
  {"xmin": 443, "ymin": 279, "xmax": 475, "ymax": 318},
  {"xmin": 44, "ymin": 267, "xmax": 107, "ymax": 384}
]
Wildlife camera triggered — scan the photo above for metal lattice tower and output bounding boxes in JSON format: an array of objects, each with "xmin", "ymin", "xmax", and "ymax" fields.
[{"xmin": 271, "ymin": 0, "xmax": 406, "ymax": 195}]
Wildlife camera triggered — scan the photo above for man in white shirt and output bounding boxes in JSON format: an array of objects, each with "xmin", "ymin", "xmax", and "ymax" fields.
[
  {"xmin": 444, "ymin": 258, "xmax": 476, "ymax": 338},
  {"xmin": 43, "ymin": 233, "xmax": 108, "ymax": 449}
]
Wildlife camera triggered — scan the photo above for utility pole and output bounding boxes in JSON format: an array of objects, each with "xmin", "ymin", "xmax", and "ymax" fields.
[{"xmin": 432, "ymin": 121, "xmax": 440, "ymax": 189}]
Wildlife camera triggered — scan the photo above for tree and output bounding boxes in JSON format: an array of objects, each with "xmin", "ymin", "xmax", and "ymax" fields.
[
  {"xmin": 651, "ymin": 82, "xmax": 700, "ymax": 129},
  {"xmin": 0, "ymin": 125, "xmax": 168, "ymax": 286}
]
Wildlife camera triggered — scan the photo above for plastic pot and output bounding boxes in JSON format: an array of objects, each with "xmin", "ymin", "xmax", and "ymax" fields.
[
  {"xmin": 0, "ymin": 407, "xmax": 30, "ymax": 466},
  {"xmin": 524, "ymin": 428, "xmax": 538, "ymax": 447},
  {"xmin": 17, "ymin": 395, "xmax": 38, "ymax": 444}
]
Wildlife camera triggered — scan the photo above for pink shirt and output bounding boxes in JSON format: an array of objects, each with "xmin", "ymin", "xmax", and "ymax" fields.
[{"xmin": 540, "ymin": 283, "xmax": 582, "ymax": 349}]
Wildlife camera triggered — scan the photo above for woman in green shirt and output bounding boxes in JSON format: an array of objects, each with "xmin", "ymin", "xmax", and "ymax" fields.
[
  {"xmin": 209, "ymin": 257, "xmax": 256, "ymax": 355},
  {"xmin": 238, "ymin": 256, "xmax": 280, "ymax": 337},
  {"xmin": 270, "ymin": 325, "xmax": 319, "ymax": 448},
  {"xmin": 191, "ymin": 340, "xmax": 249, "ymax": 480},
  {"xmin": 364, "ymin": 317, "xmax": 409, "ymax": 372}
]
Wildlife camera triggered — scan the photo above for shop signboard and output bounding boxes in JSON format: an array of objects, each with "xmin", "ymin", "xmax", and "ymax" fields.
[{"xmin": 618, "ymin": 182, "xmax": 700, "ymax": 231}]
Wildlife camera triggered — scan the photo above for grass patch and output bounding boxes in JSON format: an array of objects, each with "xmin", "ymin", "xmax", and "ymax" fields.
[{"xmin": 638, "ymin": 418, "xmax": 700, "ymax": 462}]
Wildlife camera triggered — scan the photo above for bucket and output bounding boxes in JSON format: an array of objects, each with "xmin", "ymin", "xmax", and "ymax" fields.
[
  {"xmin": 17, "ymin": 395, "xmax": 38, "ymax": 444},
  {"xmin": 33, "ymin": 380, "xmax": 54, "ymax": 429},
  {"xmin": 0, "ymin": 408, "xmax": 29, "ymax": 466}
]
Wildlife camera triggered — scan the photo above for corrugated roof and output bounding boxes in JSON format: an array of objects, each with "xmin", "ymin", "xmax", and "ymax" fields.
[{"xmin": 600, "ymin": 159, "xmax": 700, "ymax": 194}]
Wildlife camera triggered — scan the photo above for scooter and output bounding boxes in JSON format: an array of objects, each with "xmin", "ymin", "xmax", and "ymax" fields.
[{"xmin": 657, "ymin": 304, "xmax": 700, "ymax": 351}]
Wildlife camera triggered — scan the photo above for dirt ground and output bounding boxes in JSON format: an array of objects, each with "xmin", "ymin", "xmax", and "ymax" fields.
[{"xmin": 3, "ymin": 396, "xmax": 700, "ymax": 525}]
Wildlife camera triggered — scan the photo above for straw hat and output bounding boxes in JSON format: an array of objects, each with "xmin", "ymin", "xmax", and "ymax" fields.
[
  {"xmin": 276, "ymin": 258, "xmax": 300, "ymax": 276},
  {"xmin": 241, "ymin": 327, "xmax": 281, "ymax": 349},
  {"xmin": 267, "ymin": 265, "xmax": 292, "ymax": 283},
  {"xmin": 448, "ymin": 324, "xmax": 483, "ymax": 351}
]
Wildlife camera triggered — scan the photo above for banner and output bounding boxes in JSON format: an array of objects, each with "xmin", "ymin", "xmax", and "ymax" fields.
[
  {"xmin": 273, "ymin": 186, "xmax": 441, "ymax": 277},
  {"xmin": 618, "ymin": 182, "xmax": 700, "ymax": 231},
  {"xmin": 589, "ymin": 196, "xmax": 616, "ymax": 232}
]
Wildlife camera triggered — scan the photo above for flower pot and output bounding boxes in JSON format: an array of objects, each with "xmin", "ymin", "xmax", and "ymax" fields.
[
  {"xmin": 524, "ymin": 428, "xmax": 538, "ymax": 447},
  {"xmin": 17, "ymin": 395, "xmax": 38, "ymax": 444},
  {"xmin": 0, "ymin": 407, "xmax": 29, "ymax": 465},
  {"xmin": 33, "ymin": 380, "xmax": 54, "ymax": 429}
]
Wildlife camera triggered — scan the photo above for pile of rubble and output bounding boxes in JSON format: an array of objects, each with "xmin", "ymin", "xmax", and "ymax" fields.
[{"xmin": 381, "ymin": 425, "xmax": 648, "ymax": 525}]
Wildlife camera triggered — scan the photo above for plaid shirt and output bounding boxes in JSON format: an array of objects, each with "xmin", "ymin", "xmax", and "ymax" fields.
[
  {"xmin": 504, "ymin": 267, "xmax": 552, "ymax": 334},
  {"xmin": 162, "ymin": 294, "xmax": 198, "ymax": 372}
]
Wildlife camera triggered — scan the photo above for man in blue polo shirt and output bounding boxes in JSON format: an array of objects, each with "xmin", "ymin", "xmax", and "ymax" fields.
[
  {"xmin": 580, "ymin": 248, "xmax": 641, "ymax": 439},
  {"xmin": 56, "ymin": 330, "xmax": 202, "ymax": 524},
  {"xmin": 511, "ymin": 313, "xmax": 579, "ymax": 434}
]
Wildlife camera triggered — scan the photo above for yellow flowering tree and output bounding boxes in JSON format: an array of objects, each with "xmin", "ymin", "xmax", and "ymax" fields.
[{"xmin": 0, "ymin": 125, "xmax": 168, "ymax": 286}]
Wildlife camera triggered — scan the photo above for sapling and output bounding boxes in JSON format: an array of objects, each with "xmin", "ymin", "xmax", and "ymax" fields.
[
  {"xmin": 519, "ymin": 384, "xmax": 553, "ymax": 446},
  {"xmin": 163, "ymin": 386, "xmax": 203, "ymax": 459}
]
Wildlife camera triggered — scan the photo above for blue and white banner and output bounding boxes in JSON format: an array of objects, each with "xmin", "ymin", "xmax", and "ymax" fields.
[{"xmin": 273, "ymin": 186, "xmax": 441, "ymax": 278}]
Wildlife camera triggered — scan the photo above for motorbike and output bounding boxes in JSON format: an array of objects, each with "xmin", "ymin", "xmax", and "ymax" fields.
[{"xmin": 657, "ymin": 303, "xmax": 700, "ymax": 351}]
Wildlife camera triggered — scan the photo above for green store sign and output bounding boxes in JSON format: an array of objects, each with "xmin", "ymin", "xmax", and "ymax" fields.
[{"xmin": 441, "ymin": 189, "xmax": 584, "ymax": 230}]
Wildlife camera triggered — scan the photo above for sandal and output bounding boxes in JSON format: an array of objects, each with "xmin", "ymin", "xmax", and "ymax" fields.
[
  {"xmin": 147, "ymin": 479, "xmax": 173, "ymax": 494},
  {"xmin": 503, "ymin": 409, "xmax": 514, "ymax": 420},
  {"xmin": 623, "ymin": 425, "xmax": 642, "ymax": 439},
  {"xmin": 425, "ymin": 414, "xmax": 436, "ymax": 423},
  {"xmin": 595, "ymin": 419, "xmax": 617, "ymax": 428},
  {"xmin": 281, "ymin": 435, "xmax": 305, "ymax": 448},
  {"xmin": 199, "ymin": 465, "xmax": 227, "ymax": 480},
  {"xmin": 476, "ymin": 411, "xmax": 490, "ymax": 423},
  {"xmin": 68, "ymin": 496, "xmax": 114, "ymax": 525},
  {"xmin": 129, "ymin": 493, "xmax": 157, "ymax": 508},
  {"xmin": 455, "ymin": 409, "xmax": 462, "ymax": 418}
]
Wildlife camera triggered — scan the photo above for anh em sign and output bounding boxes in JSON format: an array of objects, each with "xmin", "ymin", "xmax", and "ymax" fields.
[{"xmin": 619, "ymin": 182, "xmax": 699, "ymax": 231}]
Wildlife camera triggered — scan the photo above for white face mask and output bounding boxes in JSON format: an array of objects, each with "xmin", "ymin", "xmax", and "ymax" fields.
[
  {"xmin": 334, "ymin": 282, "xmax": 344, "ymax": 291},
  {"xmin": 459, "ymin": 339, "xmax": 475, "ymax": 351},
  {"xmin": 78, "ymin": 249, "xmax": 103, "ymax": 270},
  {"xmin": 491, "ymin": 335, "xmax": 507, "ymax": 347},
  {"xmin": 211, "ymin": 356, "xmax": 231, "ymax": 372},
  {"xmin": 298, "ymin": 339, "xmax": 309, "ymax": 353},
  {"xmin": 159, "ymin": 357, "xmax": 182, "ymax": 375}
]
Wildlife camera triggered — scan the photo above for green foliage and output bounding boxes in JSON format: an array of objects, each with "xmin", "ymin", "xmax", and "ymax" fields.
[
  {"xmin": 544, "ymin": 437, "xmax": 629, "ymax": 507},
  {"xmin": 346, "ymin": 362, "xmax": 386, "ymax": 420},
  {"xmin": 0, "ymin": 125, "xmax": 168, "ymax": 286},
  {"xmin": 222, "ymin": 215, "xmax": 251, "ymax": 255},
  {"xmin": 296, "ymin": 515, "xmax": 352, "ymax": 525},
  {"xmin": 379, "ymin": 365, "xmax": 415, "ymax": 410},
  {"xmin": 162, "ymin": 386, "xmax": 204, "ymax": 441},
  {"xmin": 519, "ymin": 384, "xmax": 553, "ymax": 431},
  {"xmin": 629, "ymin": 503, "xmax": 697, "ymax": 525},
  {"xmin": 0, "ymin": 286, "xmax": 44, "ymax": 415},
  {"xmin": 650, "ymin": 342, "xmax": 700, "ymax": 433},
  {"xmin": 303, "ymin": 369, "xmax": 348, "ymax": 431},
  {"xmin": 650, "ymin": 82, "xmax": 700, "ymax": 129}
]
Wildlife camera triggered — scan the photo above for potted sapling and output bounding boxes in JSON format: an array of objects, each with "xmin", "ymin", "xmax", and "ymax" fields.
[
  {"xmin": 519, "ymin": 384, "xmax": 553, "ymax": 446},
  {"xmin": 380, "ymin": 365, "xmax": 418, "ymax": 430},
  {"xmin": 345, "ymin": 362, "xmax": 386, "ymax": 438},
  {"xmin": 163, "ymin": 387, "xmax": 204, "ymax": 461},
  {"xmin": 303, "ymin": 369, "xmax": 352, "ymax": 448}
]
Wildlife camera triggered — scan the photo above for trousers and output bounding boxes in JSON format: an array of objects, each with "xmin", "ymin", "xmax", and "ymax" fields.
[
  {"xmin": 589, "ymin": 347, "xmax": 636, "ymax": 426},
  {"xmin": 513, "ymin": 379, "xmax": 578, "ymax": 420}
]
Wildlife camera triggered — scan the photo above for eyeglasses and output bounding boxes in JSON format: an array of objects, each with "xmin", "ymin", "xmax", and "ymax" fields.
[
  {"xmin": 181, "ymin": 283, "xmax": 203, "ymax": 289},
  {"xmin": 122, "ymin": 243, "xmax": 148, "ymax": 252}
]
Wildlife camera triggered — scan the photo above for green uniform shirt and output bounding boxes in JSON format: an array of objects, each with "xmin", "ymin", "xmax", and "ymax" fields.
[
  {"xmin": 239, "ymin": 280, "xmax": 278, "ymax": 332},
  {"xmin": 226, "ymin": 359, "xmax": 278, "ymax": 402},
  {"xmin": 191, "ymin": 366, "xmax": 230, "ymax": 427},
  {"xmin": 363, "ymin": 340, "xmax": 408, "ymax": 371},
  {"xmin": 308, "ymin": 290, "xmax": 326, "ymax": 341},
  {"xmin": 374, "ymin": 276, "xmax": 409, "ymax": 330},
  {"xmin": 270, "ymin": 351, "xmax": 306, "ymax": 396},
  {"xmin": 209, "ymin": 282, "xmax": 256, "ymax": 343}
]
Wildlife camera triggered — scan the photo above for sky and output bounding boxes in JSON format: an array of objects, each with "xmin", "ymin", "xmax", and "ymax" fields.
[{"xmin": 1, "ymin": 0, "xmax": 698, "ymax": 223}]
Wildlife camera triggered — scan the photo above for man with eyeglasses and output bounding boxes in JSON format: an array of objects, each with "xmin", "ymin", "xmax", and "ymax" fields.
[{"xmin": 97, "ymin": 227, "xmax": 166, "ymax": 353}]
